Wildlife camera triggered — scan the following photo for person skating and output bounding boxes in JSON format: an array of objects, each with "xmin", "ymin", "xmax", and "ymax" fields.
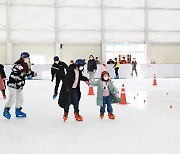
[
  {"xmin": 131, "ymin": 58, "xmax": 138, "ymax": 77},
  {"xmin": 0, "ymin": 64, "xmax": 7, "ymax": 99},
  {"xmin": 51, "ymin": 56, "xmax": 68, "ymax": 99},
  {"xmin": 3, "ymin": 52, "xmax": 37, "ymax": 119},
  {"xmin": 90, "ymin": 71, "xmax": 121, "ymax": 120},
  {"xmin": 58, "ymin": 59, "xmax": 89, "ymax": 122},
  {"xmin": 113, "ymin": 58, "xmax": 120, "ymax": 79},
  {"xmin": 87, "ymin": 55, "xmax": 97, "ymax": 81}
]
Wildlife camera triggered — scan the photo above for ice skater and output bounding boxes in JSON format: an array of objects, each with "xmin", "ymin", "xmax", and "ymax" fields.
[
  {"xmin": 0, "ymin": 64, "xmax": 7, "ymax": 99},
  {"xmin": 131, "ymin": 58, "xmax": 138, "ymax": 77},
  {"xmin": 58, "ymin": 59, "xmax": 89, "ymax": 121},
  {"xmin": 87, "ymin": 55, "xmax": 97, "ymax": 81},
  {"xmin": 51, "ymin": 56, "xmax": 68, "ymax": 99},
  {"xmin": 113, "ymin": 58, "xmax": 120, "ymax": 79},
  {"xmin": 90, "ymin": 71, "xmax": 121, "ymax": 120},
  {"xmin": 3, "ymin": 52, "xmax": 37, "ymax": 119}
]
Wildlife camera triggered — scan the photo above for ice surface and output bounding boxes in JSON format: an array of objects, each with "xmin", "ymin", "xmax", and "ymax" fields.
[{"xmin": 0, "ymin": 78, "xmax": 180, "ymax": 154}]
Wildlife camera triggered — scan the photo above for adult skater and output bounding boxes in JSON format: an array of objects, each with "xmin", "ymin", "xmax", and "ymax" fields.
[
  {"xmin": 113, "ymin": 58, "xmax": 120, "ymax": 79},
  {"xmin": 51, "ymin": 56, "xmax": 68, "ymax": 99},
  {"xmin": 131, "ymin": 58, "xmax": 138, "ymax": 77},
  {"xmin": 0, "ymin": 64, "xmax": 6, "ymax": 99},
  {"xmin": 3, "ymin": 52, "xmax": 37, "ymax": 119},
  {"xmin": 58, "ymin": 59, "xmax": 89, "ymax": 122},
  {"xmin": 87, "ymin": 55, "xmax": 97, "ymax": 81},
  {"xmin": 90, "ymin": 71, "xmax": 121, "ymax": 120}
]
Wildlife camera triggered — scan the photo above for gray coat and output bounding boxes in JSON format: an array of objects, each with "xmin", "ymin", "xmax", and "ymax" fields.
[{"xmin": 90, "ymin": 79, "xmax": 122, "ymax": 107}]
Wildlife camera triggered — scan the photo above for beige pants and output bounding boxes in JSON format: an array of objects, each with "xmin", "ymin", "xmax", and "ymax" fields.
[{"xmin": 5, "ymin": 87, "xmax": 23, "ymax": 108}]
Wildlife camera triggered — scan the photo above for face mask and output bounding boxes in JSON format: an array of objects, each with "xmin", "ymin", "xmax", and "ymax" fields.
[
  {"xmin": 55, "ymin": 61, "xmax": 59, "ymax": 64},
  {"xmin": 103, "ymin": 76, "xmax": 109, "ymax": 81},
  {"xmin": 79, "ymin": 66, "xmax": 84, "ymax": 71}
]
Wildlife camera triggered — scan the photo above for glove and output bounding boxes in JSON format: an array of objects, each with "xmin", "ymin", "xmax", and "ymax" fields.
[
  {"xmin": 33, "ymin": 72, "xmax": 37, "ymax": 77},
  {"xmin": 115, "ymin": 92, "xmax": 119, "ymax": 97},
  {"xmin": 51, "ymin": 78, "xmax": 54, "ymax": 82}
]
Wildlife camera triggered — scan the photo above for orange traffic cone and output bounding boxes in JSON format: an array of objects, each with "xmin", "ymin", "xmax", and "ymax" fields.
[
  {"xmin": 88, "ymin": 86, "xmax": 95, "ymax": 95},
  {"xmin": 153, "ymin": 74, "xmax": 157, "ymax": 86},
  {"xmin": 119, "ymin": 84, "xmax": 129, "ymax": 105}
]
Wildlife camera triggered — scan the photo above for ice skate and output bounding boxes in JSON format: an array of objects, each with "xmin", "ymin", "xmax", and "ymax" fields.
[
  {"xmin": 3, "ymin": 108, "xmax": 11, "ymax": 119},
  {"xmin": 114, "ymin": 75, "xmax": 119, "ymax": 79},
  {"xmin": 53, "ymin": 94, "xmax": 57, "ymax": 99},
  {"xmin": 63, "ymin": 112, "xmax": 68, "ymax": 121},
  {"xmin": 15, "ymin": 107, "xmax": 26, "ymax": 118},
  {"xmin": 108, "ymin": 112, "xmax": 115, "ymax": 120},
  {"xmin": 74, "ymin": 112, "xmax": 83, "ymax": 121},
  {"xmin": 99, "ymin": 114, "xmax": 104, "ymax": 119}
]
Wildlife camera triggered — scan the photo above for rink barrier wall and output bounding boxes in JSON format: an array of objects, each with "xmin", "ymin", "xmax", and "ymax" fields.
[{"xmin": 3, "ymin": 64, "xmax": 180, "ymax": 80}]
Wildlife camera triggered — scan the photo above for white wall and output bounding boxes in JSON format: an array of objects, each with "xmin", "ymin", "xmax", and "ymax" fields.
[
  {"xmin": 0, "ymin": 44, "xmax": 6, "ymax": 64},
  {"xmin": 12, "ymin": 44, "xmax": 55, "ymax": 64},
  {"xmin": 150, "ymin": 44, "xmax": 180, "ymax": 64},
  {"xmin": 60, "ymin": 44, "xmax": 101, "ymax": 64}
]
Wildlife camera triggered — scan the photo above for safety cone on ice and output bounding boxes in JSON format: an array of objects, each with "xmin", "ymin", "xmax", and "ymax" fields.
[
  {"xmin": 88, "ymin": 86, "xmax": 95, "ymax": 95},
  {"xmin": 119, "ymin": 84, "xmax": 129, "ymax": 105},
  {"xmin": 153, "ymin": 74, "xmax": 157, "ymax": 86}
]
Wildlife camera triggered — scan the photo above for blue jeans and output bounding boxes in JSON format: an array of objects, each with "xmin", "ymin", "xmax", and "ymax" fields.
[
  {"xmin": 100, "ymin": 96, "xmax": 113, "ymax": 114},
  {"xmin": 64, "ymin": 88, "xmax": 79, "ymax": 113}
]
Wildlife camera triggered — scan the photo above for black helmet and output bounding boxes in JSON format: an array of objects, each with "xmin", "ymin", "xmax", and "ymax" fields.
[{"xmin": 54, "ymin": 56, "xmax": 59, "ymax": 61}]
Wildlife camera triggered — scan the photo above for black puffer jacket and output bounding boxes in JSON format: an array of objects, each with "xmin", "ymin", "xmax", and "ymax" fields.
[
  {"xmin": 0, "ymin": 64, "xmax": 6, "ymax": 79},
  {"xmin": 7, "ymin": 59, "xmax": 37, "ymax": 90},
  {"xmin": 87, "ymin": 59, "xmax": 97, "ymax": 72}
]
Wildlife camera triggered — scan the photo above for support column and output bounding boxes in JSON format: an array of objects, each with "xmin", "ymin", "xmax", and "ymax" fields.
[
  {"xmin": 101, "ymin": 0, "xmax": 106, "ymax": 64},
  {"xmin": 6, "ymin": 0, "xmax": 12, "ymax": 64},
  {"xmin": 145, "ymin": 0, "xmax": 150, "ymax": 63},
  {"xmin": 55, "ymin": 0, "xmax": 60, "ymax": 57}
]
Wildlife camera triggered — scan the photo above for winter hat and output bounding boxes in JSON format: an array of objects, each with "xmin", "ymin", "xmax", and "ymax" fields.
[
  {"xmin": 75, "ymin": 59, "xmax": 86, "ymax": 66},
  {"xmin": 54, "ymin": 56, "xmax": 59, "ymax": 61},
  {"xmin": 20, "ymin": 52, "xmax": 30, "ymax": 58}
]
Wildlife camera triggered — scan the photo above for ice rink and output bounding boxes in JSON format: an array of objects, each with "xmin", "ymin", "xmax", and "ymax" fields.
[{"xmin": 0, "ymin": 78, "xmax": 180, "ymax": 154}]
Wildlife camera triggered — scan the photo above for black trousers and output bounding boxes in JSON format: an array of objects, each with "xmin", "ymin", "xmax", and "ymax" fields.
[
  {"xmin": 115, "ymin": 68, "xmax": 119, "ymax": 76},
  {"xmin": 132, "ymin": 68, "xmax": 138, "ymax": 77},
  {"xmin": 54, "ymin": 77, "xmax": 62, "ymax": 95}
]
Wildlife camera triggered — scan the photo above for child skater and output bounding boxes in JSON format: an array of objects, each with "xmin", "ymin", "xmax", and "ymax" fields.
[
  {"xmin": 58, "ymin": 59, "xmax": 89, "ymax": 122},
  {"xmin": 3, "ymin": 52, "xmax": 37, "ymax": 119},
  {"xmin": 0, "ymin": 64, "xmax": 7, "ymax": 99},
  {"xmin": 90, "ymin": 71, "xmax": 121, "ymax": 120}
]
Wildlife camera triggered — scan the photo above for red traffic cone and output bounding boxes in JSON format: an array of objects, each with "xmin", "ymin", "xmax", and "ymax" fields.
[
  {"xmin": 88, "ymin": 86, "xmax": 95, "ymax": 95},
  {"xmin": 153, "ymin": 74, "xmax": 157, "ymax": 86},
  {"xmin": 119, "ymin": 84, "xmax": 129, "ymax": 105}
]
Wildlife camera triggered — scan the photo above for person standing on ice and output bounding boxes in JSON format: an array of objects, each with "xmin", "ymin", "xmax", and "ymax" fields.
[
  {"xmin": 58, "ymin": 59, "xmax": 89, "ymax": 122},
  {"xmin": 3, "ymin": 52, "xmax": 37, "ymax": 119},
  {"xmin": 113, "ymin": 58, "xmax": 120, "ymax": 79},
  {"xmin": 0, "ymin": 64, "xmax": 7, "ymax": 99},
  {"xmin": 89, "ymin": 71, "xmax": 121, "ymax": 120},
  {"xmin": 87, "ymin": 55, "xmax": 97, "ymax": 81},
  {"xmin": 131, "ymin": 58, "xmax": 138, "ymax": 77},
  {"xmin": 51, "ymin": 56, "xmax": 68, "ymax": 99}
]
